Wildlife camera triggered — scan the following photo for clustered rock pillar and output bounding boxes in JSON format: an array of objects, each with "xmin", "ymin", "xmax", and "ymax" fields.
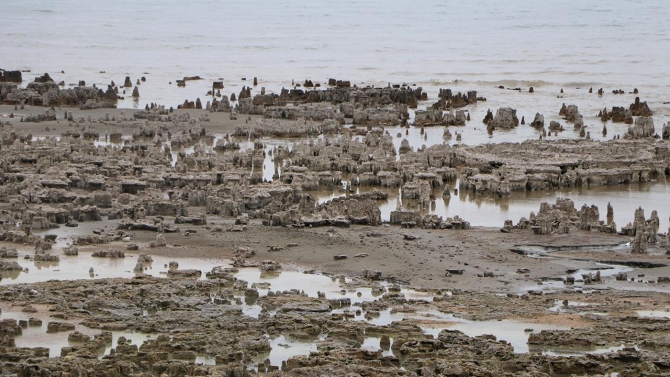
[
  {"xmin": 647, "ymin": 210, "xmax": 659, "ymax": 244},
  {"xmin": 632, "ymin": 226, "xmax": 648, "ymax": 254},
  {"xmin": 606, "ymin": 202, "xmax": 613, "ymax": 225},
  {"xmin": 580, "ymin": 204, "xmax": 600, "ymax": 230},
  {"xmin": 631, "ymin": 207, "xmax": 648, "ymax": 254}
]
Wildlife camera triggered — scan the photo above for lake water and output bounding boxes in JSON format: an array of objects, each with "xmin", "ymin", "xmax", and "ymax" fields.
[{"xmin": 3, "ymin": 0, "xmax": 670, "ymax": 126}]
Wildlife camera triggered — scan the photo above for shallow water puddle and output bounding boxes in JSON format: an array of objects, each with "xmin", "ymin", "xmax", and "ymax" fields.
[
  {"xmin": 233, "ymin": 268, "xmax": 433, "ymax": 304},
  {"xmin": 251, "ymin": 335, "xmax": 319, "ymax": 370},
  {"xmin": 0, "ymin": 250, "xmax": 233, "ymax": 285},
  {"xmin": 234, "ymin": 269, "xmax": 346, "ymax": 298},
  {"xmin": 194, "ymin": 356, "xmax": 216, "ymax": 366},
  {"xmin": 1, "ymin": 246, "xmax": 432, "ymax": 308},
  {"xmin": 360, "ymin": 336, "xmax": 394, "ymax": 357},
  {"xmin": 454, "ymin": 320, "xmax": 569, "ymax": 353},
  {"xmin": 569, "ymin": 263, "xmax": 632, "ymax": 280},
  {"xmin": 636, "ymin": 310, "xmax": 670, "ymax": 319},
  {"xmin": 548, "ymin": 300, "xmax": 605, "ymax": 315},
  {"xmin": 31, "ymin": 219, "xmax": 120, "ymax": 251},
  {"xmin": 539, "ymin": 344, "xmax": 630, "ymax": 357},
  {"xmin": 330, "ymin": 307, "xmax": 566, "ymax": 353},
  {"xmin": 0, "ymin": 250, "xmax": 620, "ymax": 359},
  {"xmin": 524, "ymin": 262, "xmax": 635, "ymax": 293},
  {"xmin": 0, "ymin": 309, "xmax": 150, "ymax": 359},
  {"xmin": 511, "ymin": 243, "xmax": 630, "ymax": 257}
]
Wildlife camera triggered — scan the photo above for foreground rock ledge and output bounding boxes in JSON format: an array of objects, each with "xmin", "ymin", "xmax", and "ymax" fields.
[{"xmin": 0, "ymin": 275, "xmax": 669, "ymax": 376}]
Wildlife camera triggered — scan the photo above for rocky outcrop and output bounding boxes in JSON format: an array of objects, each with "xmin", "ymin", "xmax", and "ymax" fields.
[
  {"xmin": 234, "ymin": 118, "xmax": 341, "ymax": 138},
  {"xmin": 560, "ymin": 104, "xmax": 583, "ymax": 127},
  {"xmin": 529, "ymin": 113, "xmax": 544, "ymax": 128},
  {"xmin": 647, "ymin": 210, "xmax": 660, "ymax": 244},
  {"xmin": 0, "ymin": 69, "xmax": 22, "ymax": 83},
  {"xmin": 92, "ymin": 249, "xmax": 125, "ymax": 258},
  {"xmin": 442, "ymin": 109, "xmax": 467, "ymax": 126},
  {"xmin": 211, "ymin": 95, "xmax": 231, "ymax": 112},
  {"xmin": 353, "ymin": 104, "xmax": 407, "ymax": 126},
  {"xmin": 548, "ymin": 120, "xmax": 563, "ymax": 131},
  {"xmin": 629, "ymin": 97, "xmax": 652, "ymax": 116},
  {"xmin": 220, "ymin": 85, "xmax": 424, "ymax": 122},
  {"xmin": 630, "ymin": 207, "xmax": 648, "ymax": 254},
  {"xmin": 414, "ymin": 109, "xmax": 466, "ymax": 127},
  {"xmin": 1, "ymin": 83, "xmax": 117, "ymax": 107},
  {"xmin": 298, "ymin": 194, "xmax": 382, "ymax": 227},
  {"xmin": 457, "ymin": 139, "xmax": 667, "ymax": 195},
  {"xmin": 432, "ymin": 89, "xmax": 478, "ymax": 109},
  {"xmin": 601, "ymin": 106, "xmax": 633, "ymax": 124},
  {"xmin": 23, "ymin": 109, "xmax": 57, "ymax": 122},
  {"xmin": 486, "ymin": 107, "xmax": 519, "ymax": 129},
  {"xmin": 558, "ymin": 104, "xmax": 579, "ymax": 122},
  {"xmin": 625, "ymin": 116, "xmax": 655, "ymax": 139},
  {"xmin": 0, "ymin": 247, "xmax": 19, "ymax": 258},
  {"xmin": 390, "ymin": 209, "xmax": 422, "ymax": 226},
  {"xmin": 413, "ymin": 108, "xmax": 442, "ymax": 126},
  {"xmin": 0, "ymin": 260, "xmax": 23, "ymax": 270},
  {"xmin": 510, "ymin": 198, "xmax": 613, "ymax": 235},
  {"xmin": 401, "ymin": 180, "xmax": 431, "ymax": 202},
  {"xmin": 34, "ymin": 73, "xmax": 54, "ymax": 84}
]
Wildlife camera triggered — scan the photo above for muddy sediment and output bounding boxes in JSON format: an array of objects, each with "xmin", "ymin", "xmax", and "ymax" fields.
[{"xmin": 0, "ymin": 79, "xmax": 669, "ymax": 376}]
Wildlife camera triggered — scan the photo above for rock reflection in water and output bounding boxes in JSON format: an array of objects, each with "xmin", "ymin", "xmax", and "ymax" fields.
[
  {"xmin": 0, "ymin": 269, "xmax": 22, "ymax": 280},
  {"xmin": 0, "ymin": 250, "xmax": 222, "ymax": 285},
  {"xmin": 360, "ymin": 336, "xmax": 395, "ymax": 357},
  {"xmin": 316, "ymin": 179, "xmax": 670, "ymax": 230},
  {"xmin": 251, "ymin": 335, "xmax": 319, "ymax": 371},
  {"xmin": 447, "ymin": 320, "xmax": 567, "ymax": 353}
]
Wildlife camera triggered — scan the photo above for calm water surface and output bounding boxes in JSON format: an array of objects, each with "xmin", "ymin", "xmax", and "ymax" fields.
[{"xmin": 3, "ymin": 0, "xmax": 670, "ymax": 121}]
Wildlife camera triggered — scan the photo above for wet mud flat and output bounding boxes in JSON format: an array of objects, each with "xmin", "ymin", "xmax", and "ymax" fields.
[
  {"xmin": 1, "ymin": 216, "xmax": 670, "ymax": 376},
  {"xmin": 4, "ymin": 216, "xmax": 669, "ymax": 294}
]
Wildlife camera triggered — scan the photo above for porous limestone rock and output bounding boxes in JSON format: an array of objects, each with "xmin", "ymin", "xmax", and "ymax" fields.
[
  {"xmin": 487, "ymin": 107, "xmax": 519, "ymax": 129},
  {"xmin": 625, "ymin": 116, "xmax": 655, "ymax": 139},
  {"xmin": 530, "ymin": 113, "xmax": 544, "ymax": 128}
]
